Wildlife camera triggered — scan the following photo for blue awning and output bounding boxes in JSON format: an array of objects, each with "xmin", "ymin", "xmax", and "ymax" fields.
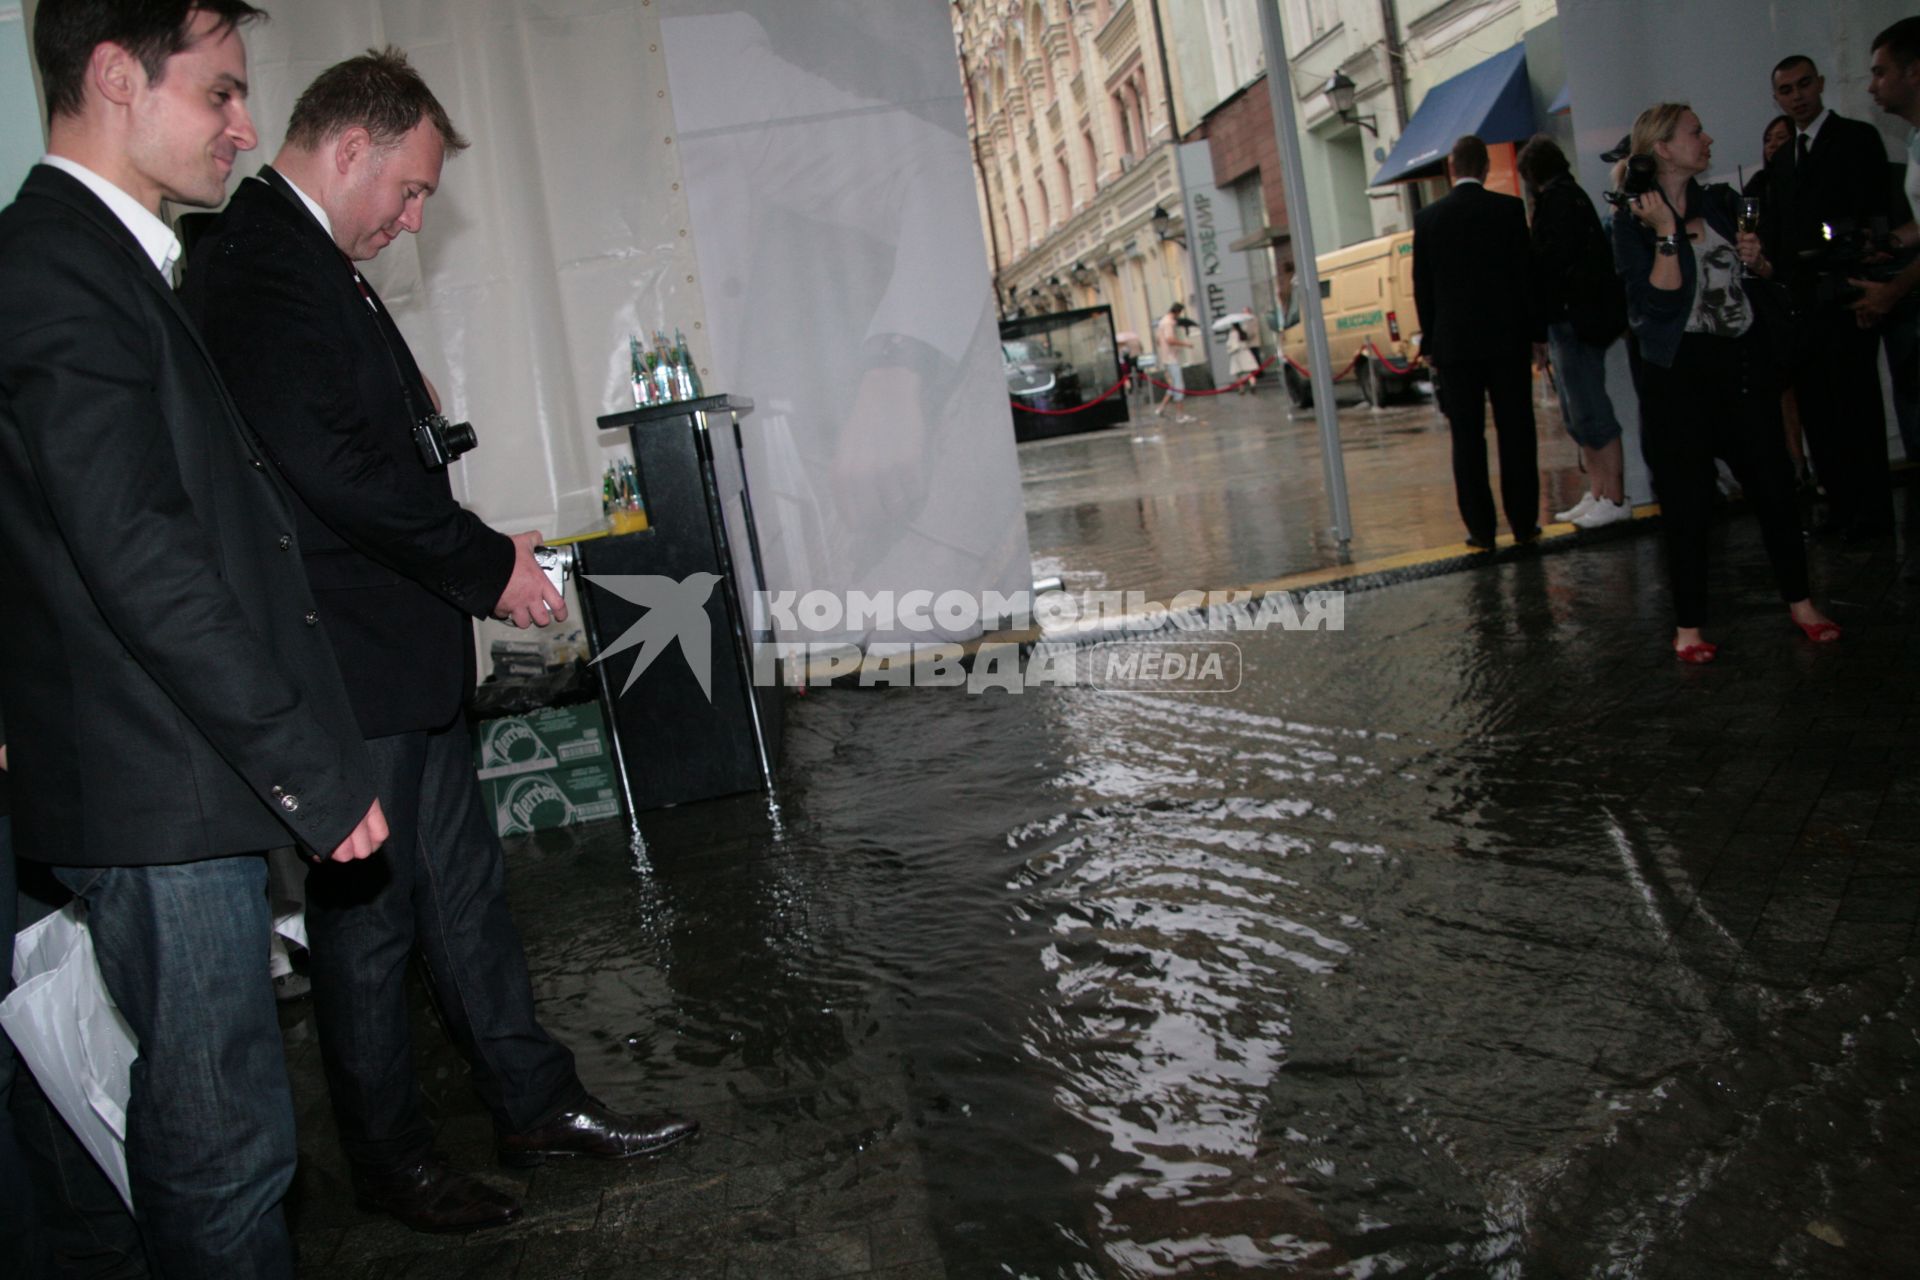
[
  {"xmin": 1370, "ymin": 44, "xmax": 1535, "ymax": 185},
  {"xmin": 1548, "ymin": 85, "xmax": 1570, "ymax": 115}
]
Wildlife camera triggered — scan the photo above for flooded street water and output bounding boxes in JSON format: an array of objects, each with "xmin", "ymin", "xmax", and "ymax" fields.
[
  {"xmin": 291, "ymin": 394, "xmax": 1917, "ymax": 1277},
  {"xmin": 490, "ymin": 527, "xmax": 1919, "ymax": 1278}
]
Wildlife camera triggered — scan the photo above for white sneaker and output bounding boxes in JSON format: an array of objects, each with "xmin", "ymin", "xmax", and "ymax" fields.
[
  {"xmin": 1175, "ymin": 413, "xmax": 1197, "ymax": 423},
  {"xmin": 1553, "ymin": 493, "xmax": 1598, "ymax": 523},
  {"xmin": 1572, "ymin": 497, "xmax": 1632, "ymax": 529}
]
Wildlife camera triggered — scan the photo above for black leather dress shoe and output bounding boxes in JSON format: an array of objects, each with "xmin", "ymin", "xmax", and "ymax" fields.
[
  {"xmin": 497, "ymin": 1096, "xmax": 698, "ymax": 1167},
  {"xmin": 353, "ymin": 1155, "xmax": 523, "ymax": 1234},
  {"xmin": 1464, "ymin": 533, "xmax": 1496, "ymax": 552},
  {"xmin": 1512, "ymin": 526, "xmax": 1543, "ymax": 545}
]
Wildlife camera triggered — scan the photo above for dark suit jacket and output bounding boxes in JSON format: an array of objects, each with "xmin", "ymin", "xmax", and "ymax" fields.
[
  {"xmin": 1412, "ymin": 180, "xmax": 1540, "ymax": 365},
  {"xmin": 0, "ymin": 166, "xmax": 374, "ymax": 866},
  {"xmin": 182, "ymin": 169, "xmax": 514, "ymax": 740},
  {"xmin": 1763, "ymin": 111, "xmax": 1895, "ymax": 300}
]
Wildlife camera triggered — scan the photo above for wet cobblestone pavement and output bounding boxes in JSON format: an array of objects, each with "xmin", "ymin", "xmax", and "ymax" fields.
[
  {"xmin": 1023, "ymin": 383, "xmax": 1599, "ymax": 603},
  {"xmin": 284, "ymin": 393, "xmax": 1920, "ymax": 1277}
]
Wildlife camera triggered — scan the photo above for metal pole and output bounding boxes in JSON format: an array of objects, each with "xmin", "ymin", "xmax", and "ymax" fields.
[{"xmin": 1259, "ymin": 0, "xmax": 1353, "ymax": 548}]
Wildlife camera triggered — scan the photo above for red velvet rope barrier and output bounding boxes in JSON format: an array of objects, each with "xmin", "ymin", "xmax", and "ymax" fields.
[
  {"xmin": 1136, "ymin": 352, "xmax": 1283, "ymax": 397},
  {"xmin": 1009, "ymin": 373, "xmax": 1133, "ymax": 416}
]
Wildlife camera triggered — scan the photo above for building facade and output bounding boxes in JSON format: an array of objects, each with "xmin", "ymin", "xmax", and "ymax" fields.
[
  {"xmin": 956, "ymin": 1, "xmax": 1574, "ymax": 364},
  {"xmin": 954, "ymin": 0, "xmax": 1192, "ymax": 347}
]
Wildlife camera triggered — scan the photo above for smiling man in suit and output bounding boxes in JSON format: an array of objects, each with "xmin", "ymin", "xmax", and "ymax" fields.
[
  {"xmin": 1413, "ymin": 134, "xmax": 1544, "ymax": 549},
  {"xmin": 1765, "ymin": 54, "xmax": 1898, "ymax": 540},
  {"xmin": 0, "ymin": 2, "xmax": 389, "ymax": 1273},
  {"xmin": 181, "ymin": 48, "xmax": 696, "ymax": 1236}
]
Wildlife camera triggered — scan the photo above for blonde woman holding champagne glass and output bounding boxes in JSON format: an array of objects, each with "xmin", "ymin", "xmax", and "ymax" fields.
[{"xmin": 1610, "ymin": 103, "xmax": 1840, "ymax": 663}]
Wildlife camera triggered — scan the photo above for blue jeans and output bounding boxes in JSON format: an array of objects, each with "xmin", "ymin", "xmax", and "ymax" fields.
[
  {"xmin": 1547, "ymin": 322, "xmax": 1623, "ymax": 449},
  {"xmin": 305, "ymin": 723, "xmax": 581, "ymax": 1173},
  {"xmin": 54, "ymin": 856, "xmax": 294, "ymax": 1279}
]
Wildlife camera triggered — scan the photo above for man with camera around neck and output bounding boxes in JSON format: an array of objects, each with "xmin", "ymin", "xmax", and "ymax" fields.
[{"xmin": 181, "ymin": 48, "xmax": 695, "ymax": 1235}]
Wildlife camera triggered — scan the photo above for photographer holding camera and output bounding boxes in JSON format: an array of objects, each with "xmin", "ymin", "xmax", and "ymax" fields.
[
  {"xmin": 182, "ymin": 50, "xmax": 695, "ymax": 1235},
  {"xmin": 1762, "ymin": 54, "xmax": 1899, "ymax": 541},
  {"xmin": 1611, "ymin": 104, "xmax": 1839, "ymax": 663}
]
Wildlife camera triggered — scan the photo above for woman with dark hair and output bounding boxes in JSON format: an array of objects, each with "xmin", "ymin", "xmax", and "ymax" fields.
[
  {"xmin": 1743, "ymin": 114, "xmax": 1796, "ymax": 199},
  {"xmin": 1517, "ymin": 134, "xmax": 1630, "ymax": 527},
  {"xmin": 1612, "ymin": 104, "xmax": 1840, "ymax": 662}
]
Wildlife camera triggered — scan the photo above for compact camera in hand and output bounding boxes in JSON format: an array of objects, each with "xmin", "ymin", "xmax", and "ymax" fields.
[
  {"xmin": 531, "ymin": 543, "xmax": 573, "ymax": 599},
  {"xmin": 413, "ymin": 412, "xmax": 477, "ymax": 470}
]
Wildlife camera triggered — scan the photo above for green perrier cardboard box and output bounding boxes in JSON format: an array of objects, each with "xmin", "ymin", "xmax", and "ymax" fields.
[{"xmin": 471, "ymin": 703, "xmax": 623, "ymax": 836}]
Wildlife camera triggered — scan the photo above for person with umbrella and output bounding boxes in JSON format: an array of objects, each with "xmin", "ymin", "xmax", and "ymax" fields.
[{"xmin": 1217, "ymin": 311, "xmax": 1261, "ymax": 394}]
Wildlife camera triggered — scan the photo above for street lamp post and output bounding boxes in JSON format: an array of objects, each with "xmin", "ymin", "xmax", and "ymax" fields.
[
  {"xmin": 1321, "ymin": 71, "xmax": 1379, "ymax": 137},
  {"xmin": 1150, "ymin": 203, "xmax": 1186, "ymax": 248}
]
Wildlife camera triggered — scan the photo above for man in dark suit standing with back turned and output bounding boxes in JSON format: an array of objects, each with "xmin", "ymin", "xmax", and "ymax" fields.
[
  {"xmin": 0, "ymin": 2, "xmax": 389, "ymax": 1273},
  {"xmin": 182, "ymin": 48, "xmax": 695, "ymax": 1236},
  {"xmin": 1764, "ymin": 54, "xmax": 1897, "ymax": 540},
  {"xmin": 1414, "ymin": 134, "xmax": 1543, "ymax": 549}
]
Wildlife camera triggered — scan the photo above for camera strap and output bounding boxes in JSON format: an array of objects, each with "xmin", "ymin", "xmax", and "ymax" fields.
[{"xmin": 339, "ymin": 250, "xmax": 431, "ymax": 427}]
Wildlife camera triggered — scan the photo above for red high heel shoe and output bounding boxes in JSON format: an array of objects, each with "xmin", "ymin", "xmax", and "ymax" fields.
[
  {"xmin": 1674, "ymin": 641, "xmax": 1718, "ymax": 664},
  {"xmin": 1794, "ymin": 618, "xmax": 1841, "ymax": 643}
]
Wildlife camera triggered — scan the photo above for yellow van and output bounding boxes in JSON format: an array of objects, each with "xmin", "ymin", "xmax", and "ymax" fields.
[{"xmin": 1280, "ymin": 229, "xmax": 1424, "ymax": 408}]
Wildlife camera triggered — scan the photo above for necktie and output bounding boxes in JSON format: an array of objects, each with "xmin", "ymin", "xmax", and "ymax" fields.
[{"xmin": 1797, "ymin": 132, "xmax": 1811, "ymax": 167}]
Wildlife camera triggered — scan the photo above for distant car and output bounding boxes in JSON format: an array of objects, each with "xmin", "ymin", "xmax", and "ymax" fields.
[{"xmin": 1003, "ymin": 339, "xmax": 1083, "ymax": 411}]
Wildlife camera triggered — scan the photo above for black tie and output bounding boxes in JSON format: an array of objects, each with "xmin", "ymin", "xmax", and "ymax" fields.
[{"xmin": 1797, "ymin": 132, "xmax": 1811, "ymax": 168}]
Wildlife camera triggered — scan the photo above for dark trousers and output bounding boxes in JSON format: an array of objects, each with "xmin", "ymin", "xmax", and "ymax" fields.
[
  {"xmin": 304, "ymin": 720, "xmax": 581, "ymax": 1173},
  {"xmin": 1637, "ymin": 333, "xmax": 1810, "ymax": 628},
  {"xmin": 0, "ymin": 815, "xmax": 47, "ymax": 1274},
  {"xmin": 1436, "ymin": 355, "xmax": 1540, "ymax": 539},
  {"xmin": 1794, "ymin": 310, "xmax": 1893, "ymax": 532},
  {"xmin": 1881, "ymin": 310, "xmax": 1920, "ymax": 461},
  {"xmin": 52, "ymin": 857, "xmax": 295, "ymax": 1279}
]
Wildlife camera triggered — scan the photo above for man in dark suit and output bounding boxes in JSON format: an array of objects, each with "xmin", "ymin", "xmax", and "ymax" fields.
[
  {"xmin": 1765, "ymin": 54, "xmax": 1897, "ymax": 539},
  {"xmin": 0, "ymin": 2, "xmax": 389, "ymax": 1273},
  {"xmin": 182, "ymin": 49, "xmax": 695, "ymax": 1235},
  {"xmin": 1413, "ymin": 134, "xmax": 1543, "ymax": 549}
]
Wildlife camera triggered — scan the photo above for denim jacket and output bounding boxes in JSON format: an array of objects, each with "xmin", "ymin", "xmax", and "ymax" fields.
[{"xmin": 1610, "ymin": 178, "xmax": 1741, "ymax": 369}]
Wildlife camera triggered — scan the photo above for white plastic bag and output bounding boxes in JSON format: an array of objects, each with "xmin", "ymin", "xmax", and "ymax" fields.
[{"xmin": 1, "ymin": 902, "xmax": 137, "ymax": 1210}]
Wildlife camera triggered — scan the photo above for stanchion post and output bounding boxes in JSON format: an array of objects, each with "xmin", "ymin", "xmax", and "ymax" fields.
[{"xmin": 1258, "ymin": 2, "xmax": 1354, "ymax": 549}]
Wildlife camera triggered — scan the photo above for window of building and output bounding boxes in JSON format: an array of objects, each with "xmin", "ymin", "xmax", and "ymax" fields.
[
  {"xmin": 1033, "ymin": 172, "xmax": 1052, "ymax": 231},
  {"xmin": 1213, "ymin": 0, "xmax": 1266, "ymax": 92},
  {"xmin": 1113, "ymin": 92, "xmax": 1134, "ymax": 158},
  {"xmin": 1083, "ymin": 129, "xmax": 1099, "ymax": 188},
  {"xmin": 1285, "ymin": 0, "xmax": 1338, "ymax": 41}
]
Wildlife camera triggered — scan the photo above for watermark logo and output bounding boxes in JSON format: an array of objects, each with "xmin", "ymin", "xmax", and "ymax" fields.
[
  {"xmin": 585, "ymin": 576, "xmax": 1340, "ymax": 699},
  {"xmin": 585, "ymin": 572, "xmax": 721, "ymax": 699},
  {"xmin": 1080, "ymin": 640, "xmax": 1241, "ymax": 692}
]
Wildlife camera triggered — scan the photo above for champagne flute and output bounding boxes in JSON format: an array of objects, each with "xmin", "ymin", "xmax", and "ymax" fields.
[{"xmin": 1735, "ymin": 197, "xmax": 1762, "ymax": 279}]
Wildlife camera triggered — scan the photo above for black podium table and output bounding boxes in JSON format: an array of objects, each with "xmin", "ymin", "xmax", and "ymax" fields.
[{"xmin": 575, "ymin": 394, "xmax": 780, "ymax": 813}]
